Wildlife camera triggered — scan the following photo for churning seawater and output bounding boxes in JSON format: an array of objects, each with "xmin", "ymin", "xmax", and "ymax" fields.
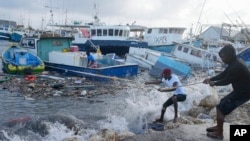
[{"xmin": 0, "ymin": 40, "xmax": 215, "ymax": 141}]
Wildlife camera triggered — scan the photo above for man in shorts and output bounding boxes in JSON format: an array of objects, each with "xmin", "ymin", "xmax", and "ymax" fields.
[
  {"xmin": 145, "ymin": 68, "xmax": 186, "ymax": 123},
  {"xmin": 203, "ymin": 44, "xmax": 250, "ymax": 139}
]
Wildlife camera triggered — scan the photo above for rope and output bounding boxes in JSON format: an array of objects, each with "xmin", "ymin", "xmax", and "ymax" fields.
[{"xmin": 181, "ymin": 81, "xmax": 203, "ymax": 87}]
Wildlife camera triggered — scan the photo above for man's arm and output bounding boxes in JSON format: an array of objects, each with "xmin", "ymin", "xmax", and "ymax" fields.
[
  {"xmin": 145, "ymin": 80, "xmax": 162, "ymax": 85},
  {"xmin": 158, "ymin": 82, "xmax": 178, "ymax": 92}
]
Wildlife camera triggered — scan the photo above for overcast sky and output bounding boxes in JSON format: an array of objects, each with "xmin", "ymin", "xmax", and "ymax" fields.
[{"xmin": 0, "ymin": 0, "xmax": 249, "ymax": 34}]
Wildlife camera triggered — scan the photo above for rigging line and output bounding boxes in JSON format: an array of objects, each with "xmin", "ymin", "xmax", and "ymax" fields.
[
  {"xmin": 194, "ymin": 0, "xmax": 206, "ymax": 35},
  {"xmin": 224, "ymin": 12, "xmax": 235, "ymax": 26},
  {"xmin": 225, "ymin": 0, "xmax": 248, "ymax": 27}
]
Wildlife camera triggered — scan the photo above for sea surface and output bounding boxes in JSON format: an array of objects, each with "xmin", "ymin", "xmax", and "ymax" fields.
[{"xmin": 0, "ymin": 40, "xmax": 219, "ymax": 141}]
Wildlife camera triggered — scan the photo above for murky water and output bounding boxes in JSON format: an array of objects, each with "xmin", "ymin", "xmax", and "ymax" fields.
[
  {"xmin": 0, "ymin": 40, "xmax": 137, "ymax": 140},
  {"xmin": 0, "ymin": 40, "xmax": 215, "ymax": 141}
]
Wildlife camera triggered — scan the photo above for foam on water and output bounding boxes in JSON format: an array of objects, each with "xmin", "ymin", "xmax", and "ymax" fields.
[{"xmin": 1, "ymin": 71, "xmax": 231, "ymax": 141}]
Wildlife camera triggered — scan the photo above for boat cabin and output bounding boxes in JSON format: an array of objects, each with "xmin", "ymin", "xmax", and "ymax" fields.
[
  {"xmin": 86, "ymin": 25, "xmax": 130, "ymax": 40},
  {"xmin": 144, "ymin": 27, "xmax": 186, "ymax": 46}
]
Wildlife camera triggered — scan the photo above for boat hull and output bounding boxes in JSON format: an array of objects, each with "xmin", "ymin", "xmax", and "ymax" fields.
[
  {"xmin": 2, "ymin": 62, "xmax": 45, "ymax": 74},
  {"xmin": 44, "ymin": 61, "xmax": 138, "ymax": 81}
]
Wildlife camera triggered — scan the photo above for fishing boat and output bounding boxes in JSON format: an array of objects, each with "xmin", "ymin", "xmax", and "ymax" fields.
[
  {"xmin": 19, "ymin": 35, "xmax": 139, "ymax": 81},
  {"xmin": 143, "ymin": 27, "xmax": 187, "ymax": 53},
  {"xmin": 125, "ymin": 47, "xmax": 192, "ymax": 77},
  {"xmin": 170, "ymin": 42, "xmax": 222, "ymax": 70},
  {"xmin": 55, "ymin": 22, "xmax": 148, "ymax": 56},
  {"xmin": 1, "ymin": 44, "xmax": 45, "ymax": 74},
  {"xmin": 49, "ymin": 6, "xmax": 148, "ymax": 57}
]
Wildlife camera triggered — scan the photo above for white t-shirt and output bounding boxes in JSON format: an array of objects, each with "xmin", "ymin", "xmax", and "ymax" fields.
[{"xmin": 161, "ymin": 74, "xmax": 186, "ymax": 95}]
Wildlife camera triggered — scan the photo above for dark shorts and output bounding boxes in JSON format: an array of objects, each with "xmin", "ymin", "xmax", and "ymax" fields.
[
  {"xmin": 163, "ymin": 94, "xmax": 186, "ymax": 108},
  {"xmin": 217, "ymin": 91, "xmax": 250, "ymax": 115}
]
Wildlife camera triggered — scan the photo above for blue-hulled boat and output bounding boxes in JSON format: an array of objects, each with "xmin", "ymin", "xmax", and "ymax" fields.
[
  {"xmin": 237, "ymin": 46, "xmax": 250, "ymax": 67},
  {"xmin": 1, "ymin": 44, "xmax": 45, "ymax": 74},
  {"xmin": 19, "ymin": 35, "xmax": 139, "ymax": 81},
  {"xmin": 52, "ymin": 14, "xmax": 148, "ymax": 56}
]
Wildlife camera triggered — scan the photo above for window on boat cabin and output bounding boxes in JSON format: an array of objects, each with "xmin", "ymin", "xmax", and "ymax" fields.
[
  {"xmin": 28, "ymin": 40, "xmax": 35, "ymax": 48},
  {"xmin": 119, "ymin": 30, "xmax": 123, "ymax": 37},
  {"xmin": 108, "ymin": 29, "xmax": 113, "ymax": 36},
  {"xmin": 169, "ymin": 28, "xmax": 179, "ymax": 34},
  {"xmin": 91, "ymin": 29, "xmax": 96, "ymax": 36},
  {"xmin": 183, "ymin": 47, "xmax": 189, "ymax": 53},
  {"xmin": 21, "ymin": 39, "xmax": 35, "ymax": 49},
  {"xmin": 147, "ymin": 28, "xmax": 152, "ymax": 34},
  {"xmin": 159, "ymin": 28, "xmax": 168, "ymax": 34},
  {"xmin": 97, "ymin": 29, "xmax": 102, "ymax": 36},
  {"xmin": 205, "ymin": 53, "xmax": 211, "ymax": 59},
  {"xmin": 125, "ymin": 30, "xmax": 129, "ymax": 37},
  {"xmin": 190, "ymin": 49, "xmax": 202, "ymax": 57},
  {"xmin": 103, "ymin": 29, "xmax": 107, "ymax": 36},
  {"xmin": 169, "ymin": 28, "xmax": 174, "ymax": 33},
  {"xmin": 115, "ymin": 29, "xmax": 119, "ymax": 36},
  {"xmin": 177, "ymin": 45, "xmax": 183, "ymax": 51},
  {"xmin": 177, "ymin": 29, "xmax": 184, "ymax": 34}
]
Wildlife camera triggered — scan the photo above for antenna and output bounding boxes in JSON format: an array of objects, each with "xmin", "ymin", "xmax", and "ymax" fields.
[
  {"xmin": 45, "ymin": 5, "xmax": 59, "ymax": 26},
  {"xmin": 44, "ymin": 5, "xmax": 59, "ymax": 36}
]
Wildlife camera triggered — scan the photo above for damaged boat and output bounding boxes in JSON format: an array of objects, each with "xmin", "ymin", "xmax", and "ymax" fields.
[
  {"xmin": 1, "ymin": 44, "xmax": 45, "ymax": 74},
  {"xmin": 19, "ymin": 35, "xmax": 139, "ymax": 80}
]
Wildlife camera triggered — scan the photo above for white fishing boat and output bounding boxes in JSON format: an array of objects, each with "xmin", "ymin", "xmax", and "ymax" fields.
[
  {"xmin": 171, "ymin": 42, "xmax": 222, "ymax": 70},
  {"xmin": 143, "ymin": 27, "xmax": 187, "ymax": 53}
]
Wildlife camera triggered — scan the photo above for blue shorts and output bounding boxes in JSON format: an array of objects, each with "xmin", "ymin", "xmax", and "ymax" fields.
[{"xmin": 217, "ymin": 91, "xmax": 250, "ymax": 115}]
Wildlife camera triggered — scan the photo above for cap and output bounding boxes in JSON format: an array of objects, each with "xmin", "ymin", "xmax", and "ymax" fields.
[{"xmin": 162, "ymin": 68, "xmax": 171, "ymax": 76}]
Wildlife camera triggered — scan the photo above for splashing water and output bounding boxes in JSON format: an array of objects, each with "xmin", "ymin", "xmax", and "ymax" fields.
[{"xmin": 0, "ymin": 64, "xmax": 232, "ymax": 140}]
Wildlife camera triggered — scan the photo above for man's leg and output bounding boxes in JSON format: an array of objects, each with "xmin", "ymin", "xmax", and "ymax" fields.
[
  {"xmin": 155, "ymin": 96, "xmax": 173, "ymax": 123},
  {"xmin": 172, "ymin": 96, "xmax": 178, "ymax": 123},
  {"xmin": 207, "ymin": 108, "xmax": 224, "ymax": 139},
  {"xmin": 155, "ymin": 107, "xmax": 166, "ymax": 123}
]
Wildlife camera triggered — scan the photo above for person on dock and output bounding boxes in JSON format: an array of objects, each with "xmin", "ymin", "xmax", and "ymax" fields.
[
  {"xmin": 86, "ymin": 50, "xmax": 97, "ymax": 68},
  {"xmin": 145, "ymin": 68, "xmax": 187, "ymax": 123},
  {"xmin": 203, "ymin": 44, "xmax": 250, "ymax": 140}
]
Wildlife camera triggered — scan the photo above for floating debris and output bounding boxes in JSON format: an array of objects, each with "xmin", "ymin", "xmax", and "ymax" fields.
[{"xmin": 0, "ymin": 71, "xmax": 127, "ymax": 99}]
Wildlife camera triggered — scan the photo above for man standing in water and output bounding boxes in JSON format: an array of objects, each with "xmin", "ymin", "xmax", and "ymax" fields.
[
  {"xmin": 145, "ymin": 68, "xmax": 187, "ymax": 123},
  {"xmin": 203, "ymin": 44, "xmax": 250, "ymax": 139}
]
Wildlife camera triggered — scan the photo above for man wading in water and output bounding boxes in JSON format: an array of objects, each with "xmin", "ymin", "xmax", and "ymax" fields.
[
  {"xmin": 145, "ymin": 68, "xmax": 187, "ymax": 123},
  {"xmin": 203, "ymin": 44, "xmax": 250, "ymax": 140}
]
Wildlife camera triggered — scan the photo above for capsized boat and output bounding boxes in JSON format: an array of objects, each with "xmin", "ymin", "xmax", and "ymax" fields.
[{"xmin": 1, "ymin": 44, "xmax": 45, "ymax": 74}]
